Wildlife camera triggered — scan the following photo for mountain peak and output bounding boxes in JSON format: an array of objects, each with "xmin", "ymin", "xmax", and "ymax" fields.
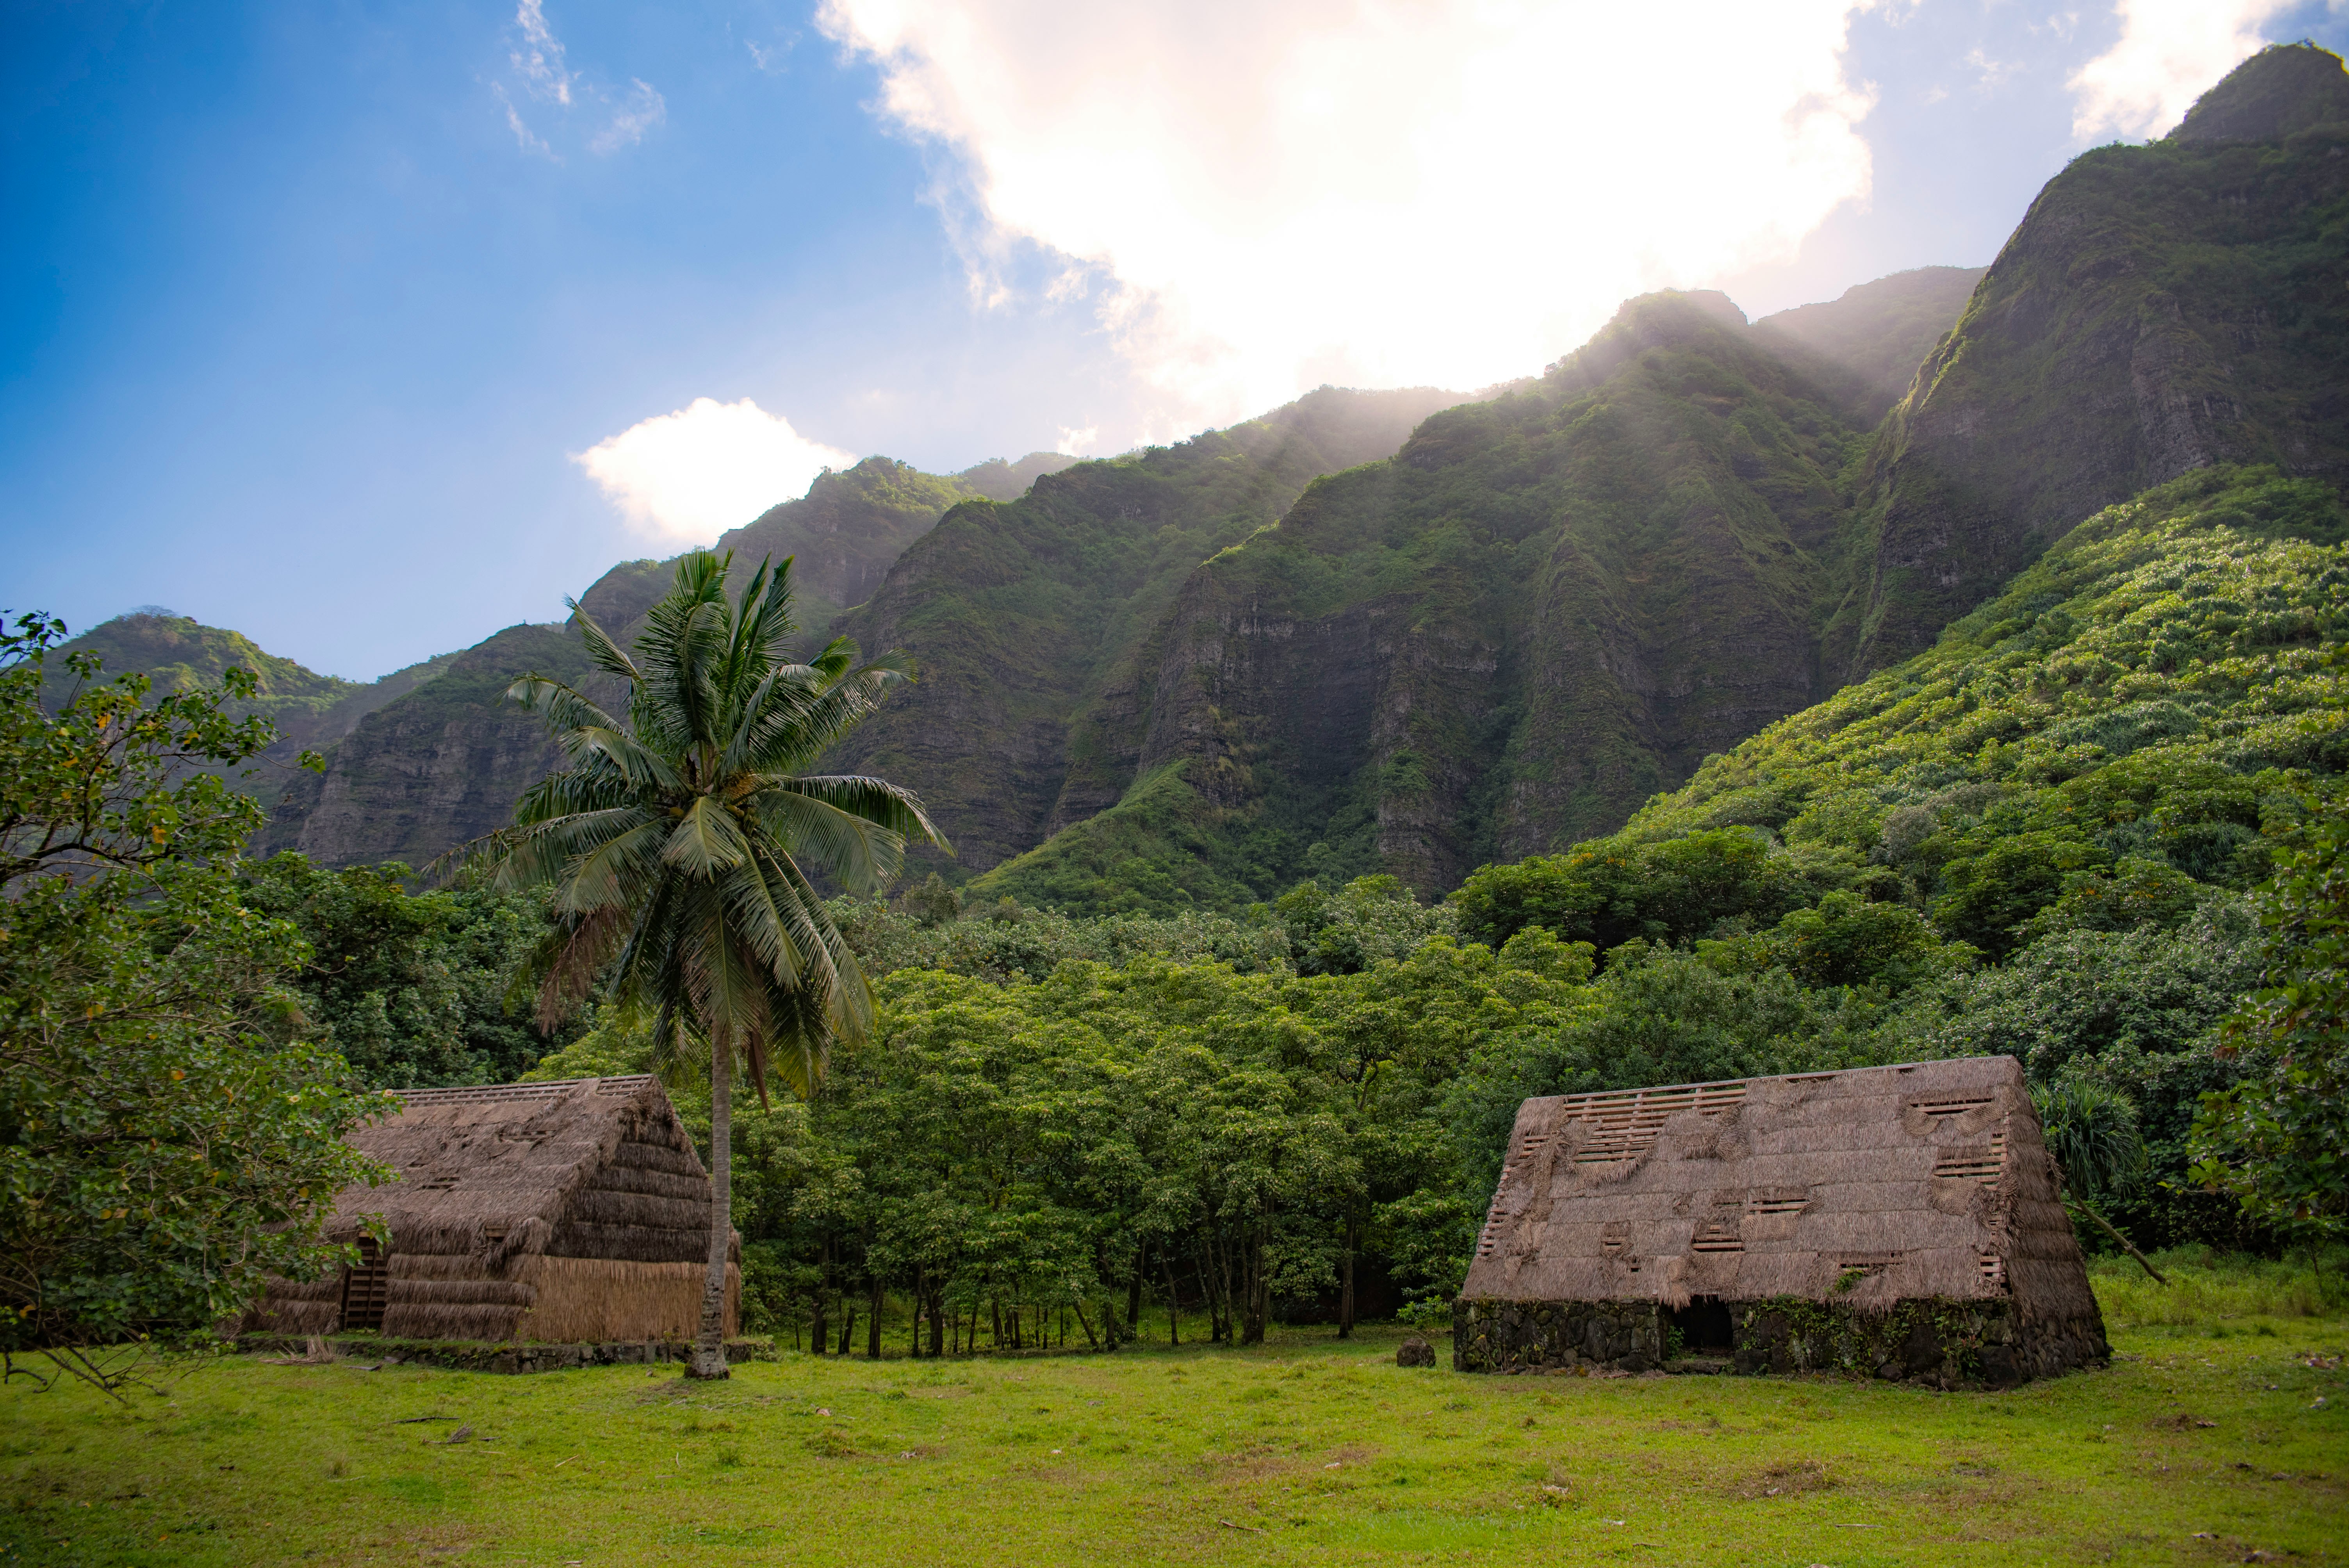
[{"xmin": 2170, "ymin": 41, "xmax": 2349, "ymax": 145}]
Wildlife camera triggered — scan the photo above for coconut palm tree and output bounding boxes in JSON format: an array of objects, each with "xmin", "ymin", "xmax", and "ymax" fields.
[{"xmin": 477, "ymin": 550, "xmax": 948, "ymax": 1378}]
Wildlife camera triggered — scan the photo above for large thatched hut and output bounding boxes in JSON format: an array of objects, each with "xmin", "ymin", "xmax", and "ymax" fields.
[
  {"xmin": 244, "ymin": 1075, "xmax": 738, "ymax": 1343},
  {"xmin": 1455, "ymin": 1055, "xmax": 2107, "ymax": 1386}
]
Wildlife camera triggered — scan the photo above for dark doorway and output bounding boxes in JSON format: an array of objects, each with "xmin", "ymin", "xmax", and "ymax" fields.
[{"xmin": 1670, "ymin": 1295, "xmax": 1734, "ymax": 1356}]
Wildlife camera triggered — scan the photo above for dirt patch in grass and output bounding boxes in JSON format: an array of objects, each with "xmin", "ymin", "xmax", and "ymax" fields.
[{"xmin": 1729, "ymin": 1459, "xmax": 1832, "ymax": 1500}]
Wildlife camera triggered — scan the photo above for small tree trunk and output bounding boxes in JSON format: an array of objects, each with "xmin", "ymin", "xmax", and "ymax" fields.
[
  {"xmin": 868, "ymin": 1276, "xmax": 884, "ymax": 1358},
  {"xmin": 1240, "ymin": 1216, "xmax": 1267, "ymax": 1345},
  {"xmin": 1126, "ymin": 1254, "xmax": 1144, "ymax": 1336},
  {"xmin": 838, "ymin": 1307, "xmax": 856, "ymax": 1356},
  {"xmin": 928, "ymin": 1286, "xmax": 946, "ymax": 1357},
  {"xmin": 2071, "ymin": 1192, "xmax": 2169, "ymax": 1283},
  {"xmin": 1163, "ymin": 1253, "xmax": 1182, "ymax": 1346},
  {"xmin": 687, "ymin": 1043, "xmax": 734, "ymax": 1380},
  {"xmin": 1338, "ymin": 1209, "xmax": 1358, "ymax": 1340}
]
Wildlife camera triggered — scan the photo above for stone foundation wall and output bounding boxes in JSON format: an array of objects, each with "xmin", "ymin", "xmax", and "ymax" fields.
[
  {"xmin": 1454, "ymin": 1296, "xmax": 2108, "ymax": 1387},
  {"xmin": 1453, "ymin": 1299, "xmax": 1666, "ymax": 1374}
]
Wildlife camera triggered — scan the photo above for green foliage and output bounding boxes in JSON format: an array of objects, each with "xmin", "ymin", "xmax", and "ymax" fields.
[
  {"xmin": 1442, "ymin": 468, "xmax": 2348, "ymax": 1252},
  {"xmin": 2190, "ymin": 789, "xmax": 2349, "ymax": 1247},
  {"xmin": 2032, "ymin": 1079, "xmax": 2149, "ymax": 1205},
  {"xmin": 1726, "ymin": 890, "xmax": 1969, "ymax": 992},
  {"xmin": 1272, "ymin": 875, "xmax": 1460, "ymax": 976},
  {"xmin": 237, "ymin": 854, "xmax": 585, "ymax": 1088},
  {"xmin": 0, "ymin": 613, "xmax": 390, "ymax": 1379},
  {"xmin": 1452, "ymin": 828, "xmax": 1860, "ymax": 959}
]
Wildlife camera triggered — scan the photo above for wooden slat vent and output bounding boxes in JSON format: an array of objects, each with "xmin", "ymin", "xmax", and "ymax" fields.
[
  {"xmin": 1554, "ymin": 1080, "xmax": 1749, "ymax": 1166},
  {"xmin": 340, "ymin": 1237, "xmax": 389, "ymax": 1332},
  {"xmin": 1690, "ymin": 1221, "xmax": 1745, "ymax": 1254},
  {"xmin": 1745, "ymin": 1188, "xmax": 1812, "ymax": 1215},
  {"xmin": 1934, "ymin": 1131, "xmax": 2007, "ymax": 1185}
]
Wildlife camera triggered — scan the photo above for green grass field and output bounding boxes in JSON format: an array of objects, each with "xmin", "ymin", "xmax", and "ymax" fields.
[{"xmin": 5, "ymin": 1256, "xmax": 2344, "ymax": 1567}]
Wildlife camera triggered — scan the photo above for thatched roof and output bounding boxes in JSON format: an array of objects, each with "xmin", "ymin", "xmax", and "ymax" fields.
[
  {"xmin": 323, "ymin": 1075, "xmax": 721, "ymax": 1267},
  {"xmin": 1463, "ymin": 1055, "xmax": 2097, "ymax": 1321}
]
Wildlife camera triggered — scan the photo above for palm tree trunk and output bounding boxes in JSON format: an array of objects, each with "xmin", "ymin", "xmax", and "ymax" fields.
[{"xmin": 688, "ymin": 1043, "xmax": 733, "ymax": 1380}]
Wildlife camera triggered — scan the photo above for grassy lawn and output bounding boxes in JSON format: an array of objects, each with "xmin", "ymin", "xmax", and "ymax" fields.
[{"xmin": 4, "ymin": 1260, "xmax": 2343, "ymax": 1566}]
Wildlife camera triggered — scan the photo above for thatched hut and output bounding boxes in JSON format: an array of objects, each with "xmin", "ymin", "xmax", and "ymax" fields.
[
  {"xmin": 1454, "ymin": 1056, "xmax": 2108, "ymax": 1386},
  {"xmin": 244, "ymin": 1075, "xmax": 738, "ymax": 1343}
]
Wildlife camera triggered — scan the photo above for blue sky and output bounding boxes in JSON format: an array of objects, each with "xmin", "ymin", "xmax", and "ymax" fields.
[{"xmin": 6, "ymin": 1, "xmax": 2345, "ymax": 680}]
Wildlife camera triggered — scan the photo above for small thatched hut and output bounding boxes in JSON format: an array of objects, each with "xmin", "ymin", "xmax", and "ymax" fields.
[
  {"xmin": 1455, "ymin": 1056, "xmax": 2107, "ymax": 1386},
  {"xmin": 244, "ymin": 1075, "xmax": 738, "ymax": 1343}
]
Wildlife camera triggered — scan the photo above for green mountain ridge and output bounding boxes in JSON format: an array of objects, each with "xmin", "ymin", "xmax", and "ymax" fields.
[
  {"xmin": 43, "ymin": 44, "xmax": 2349, "ymax": 919},
  {"xmin": 1837, "ymin": 40, "xmax": 2349, "ymax": 677},
  {"xmin": 43, "ymin": 611, "xmax": 460, "ymax": 779},
  {"xmin": 958, "ymin": 44, "xmax": 2349, "ymax": 914},
  {"xmin": 823, "ymin": 385, "xmax": 1468, "ymax": 875},
  {"xmin": 249, "ymin": 410, "xmax": 1442, "ymax": 868}
]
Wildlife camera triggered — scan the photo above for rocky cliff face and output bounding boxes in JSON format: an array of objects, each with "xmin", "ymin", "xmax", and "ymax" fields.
[
  {"xmin": 1750, "ymin": 266, "xmax": 1986, "ymax": 427},
  {"xmin": 968, "ymin": 292, "xmax": 1872, "ymax": 905},
  {"xmin": 713, "ymin": 453, "xmax": 1073, "ymax": 634},
  {"xmin": 254, "ymin": 451, "xmax": 1071, "ymax": 868},
  {"xmin": 1834, "ymin": 42, "xmax": 2349, "ymax": 677},
  {"xmin": 49, "ymin": 612, "xmax": 460, "ymax": 801},
  {"xmin": 820, "ymin": 386, "xmax": 1464, "ymax": 877},
  {"xmin": 256, "ymin": 624, "xmax": 590, "ymax": 867}
]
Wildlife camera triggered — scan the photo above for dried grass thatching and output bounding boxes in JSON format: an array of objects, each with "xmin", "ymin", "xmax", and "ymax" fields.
[
  {"xmin": 242, "ymin": 1076, "xmax": 739, "ymax": 1343},
  {"xmin": 1464, "ymin": 1055, "xmax": 2103, "ymax": 1331}
]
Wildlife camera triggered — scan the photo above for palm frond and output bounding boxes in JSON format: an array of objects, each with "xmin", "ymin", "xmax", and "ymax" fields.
[
  {"xmin": 724, "ymin": 556, "xmax": 800, "ymax": 702},
  {"xmin": 760, "ymin": 774, "xmax": 950, "ymax": 861},
  {"xmin": 506, "ymin": 676, "xmax": 627, "ymax": 739},
  {"xmin": 565, "ymin": 597, "xmax": 645, "ymax": 686},
  {"xmin": 662, "ymin": 795, "xmax": 752, "ymax": 876},
  {"xmin": 554, "ymin": 813, "xmax": 672, "ymax": 914},
  {"xmin": 750, "ymin": 787, "xmax": 909, "ymax": 893},
  {"xmin": 728, "ymin": 666, "xmax": 907, "ymax": 776},
  {"xmin": 533, "ymin": 905, "xmax": 631, "ymax": 1033}
]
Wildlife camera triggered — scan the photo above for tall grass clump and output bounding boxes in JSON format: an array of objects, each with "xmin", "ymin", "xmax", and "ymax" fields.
[{"xmin": 2089, "ymin": 1246, "xmax": 2349, "ymax": 1330}]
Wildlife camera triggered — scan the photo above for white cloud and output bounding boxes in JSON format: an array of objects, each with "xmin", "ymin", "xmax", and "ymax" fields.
[
  {"xmin": 511, "ymin": 0, "xmax": 574, "ymax": 105},
  {"xmin": 1966, "ymin": 47, "xmax": 2022, "ymax": 90},
  {"xmin": 1055, "ymin": 424, "xmax": 1100, "ymax": 457},
  {"xmin": 816, "ymin": 0, "xmax": 1879, "ymax": 432},
  {"xmin": 496, "ymin": 2, "xmax": 663, "ymax": 158},
  {"xmin": 574, "ymin": 399, "xmax": 857, "ymax": 545},
  {"xmin": 747, "ymin": 33, "xmax": 799, "ymax": 73},
  {"xmin": 494, "ymin": 85, "xmax": 554, "ymax": 157},
  {"xmin": 2068, "ymin": 0, "xmax": 2296, "ymax": 139},
  {"xmin": 592, "ymin": 79, "xmax": 667, "ymax": 154}
]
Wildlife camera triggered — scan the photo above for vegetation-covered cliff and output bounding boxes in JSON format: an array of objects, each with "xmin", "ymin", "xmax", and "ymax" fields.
[
  {"xmin": 959, "ymin": 45, "xmax": 2349, "ymax": 914},
  {"xmin": 816, "ymin": 386, "xmax": 1464, "ymax": 873},
  {"xmin": 45, "ymin": 611, "xmax": 458, "ymax": 795},
  {"xmin": 254, "ymin": 452, "xmax": 1070, "ymax": 868},
  {"xmin": 714, "ymin": 452, "xmax": 1075, "ymax": 632},
  {"xmin": 1837, "ymin": 41, "xmax": 2349, "ymax": 677}
]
